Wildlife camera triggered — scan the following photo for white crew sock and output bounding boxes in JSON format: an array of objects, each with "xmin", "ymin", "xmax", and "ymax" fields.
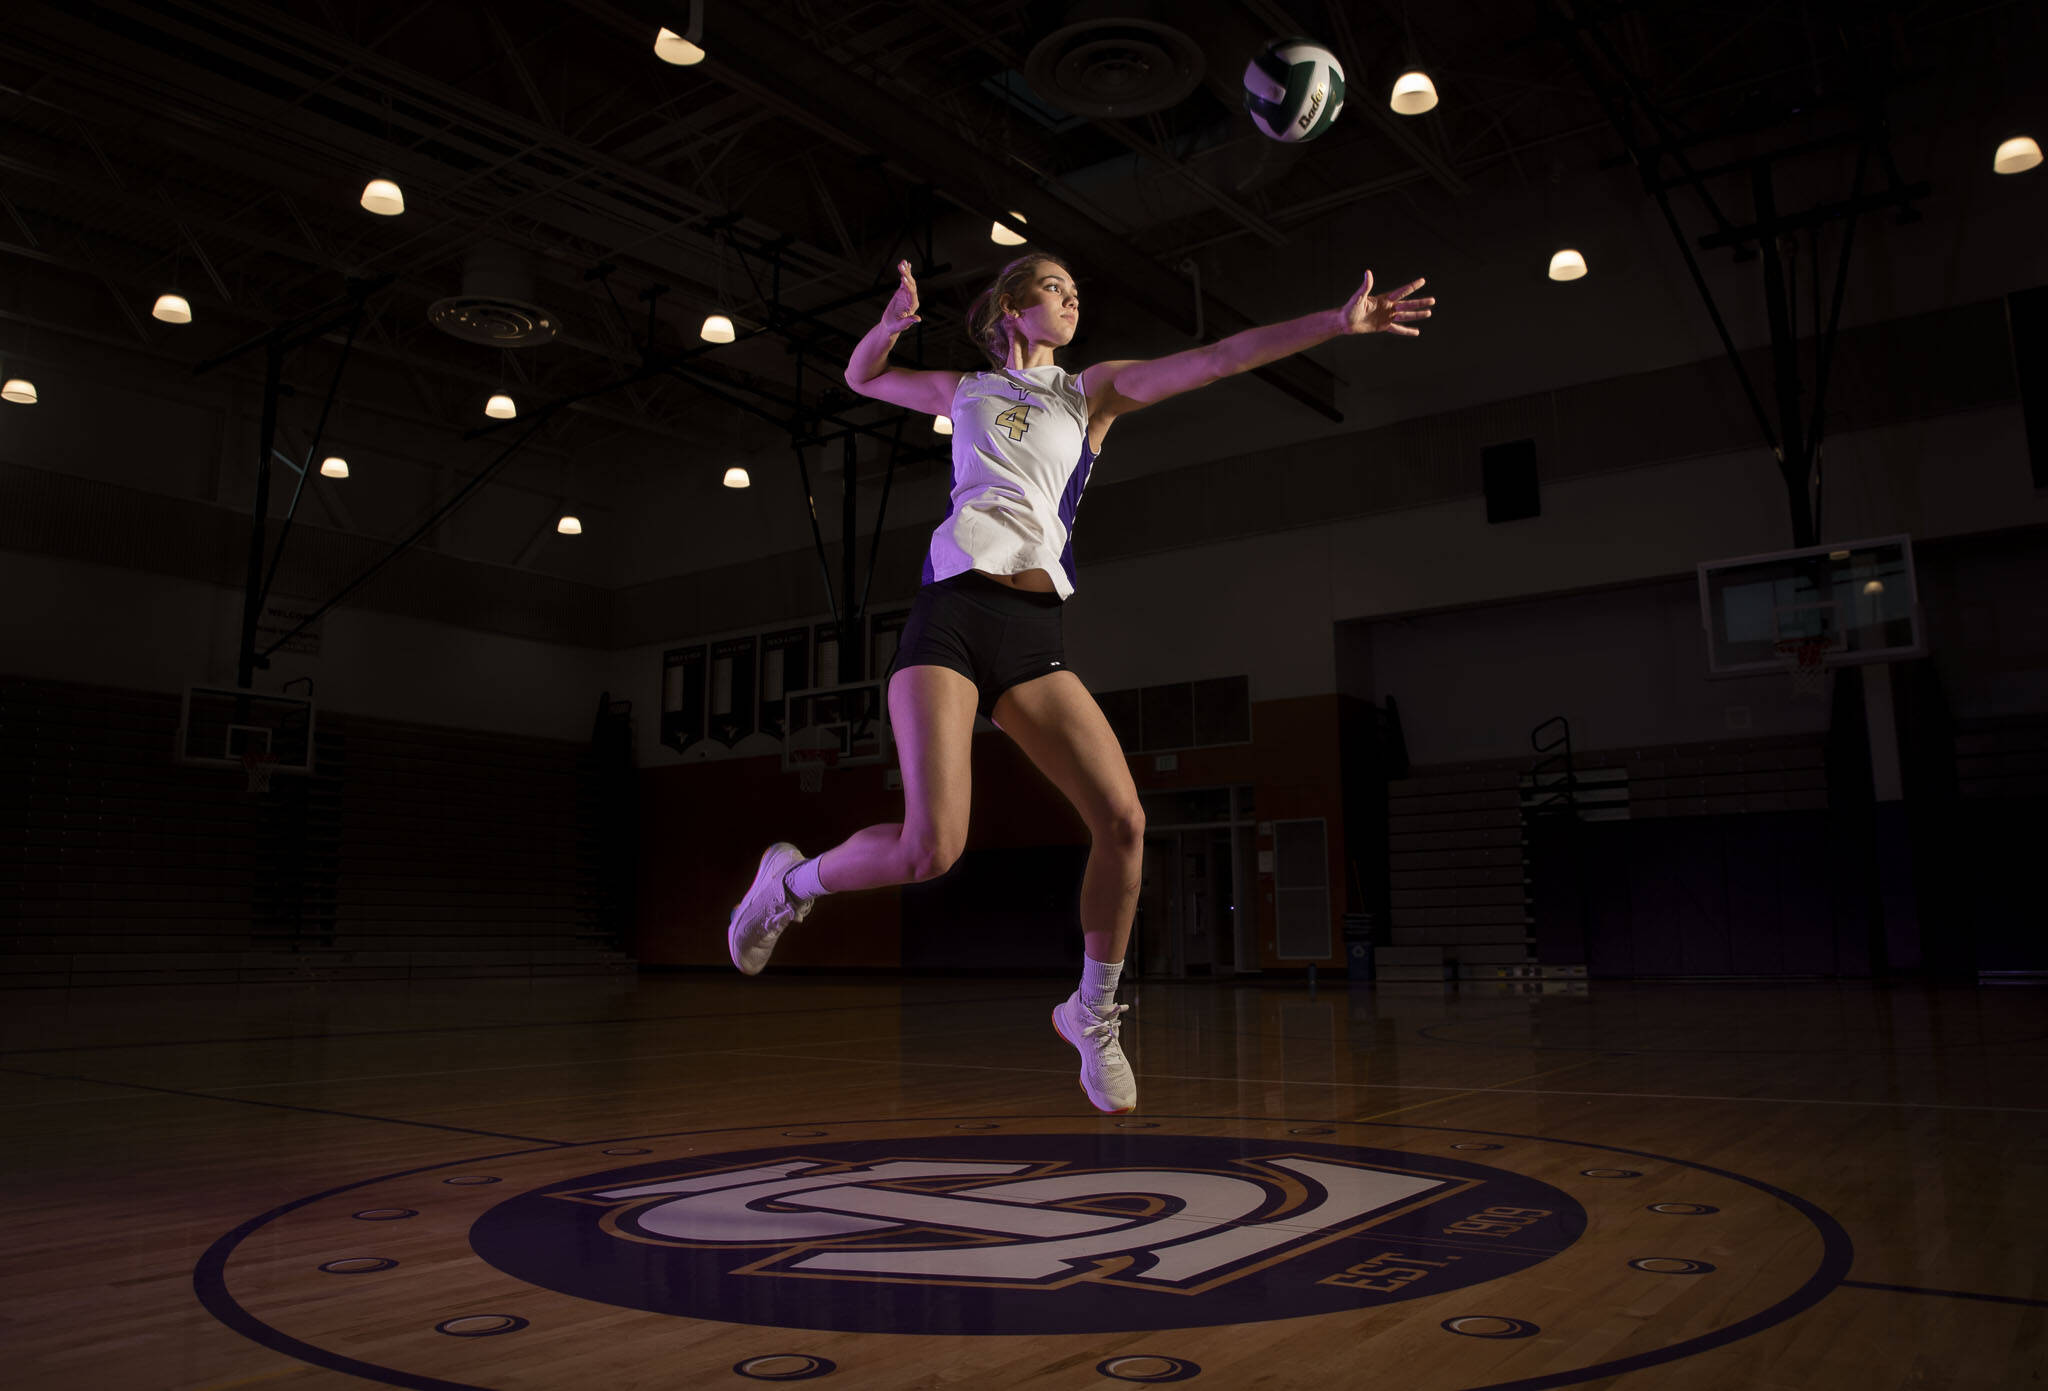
[
  {"xmin": 1079, "ymin": 955, "xmax": 1123, "ymax": 1015},
  {"xmin": 783, "ymin": 855, "xmax": 831, "ymax": 903}
]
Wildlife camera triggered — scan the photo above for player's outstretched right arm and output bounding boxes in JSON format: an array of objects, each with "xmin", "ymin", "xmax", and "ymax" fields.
[{"xmin": 844, "ymin": 259, "xmax": 961, "ymax": 417}]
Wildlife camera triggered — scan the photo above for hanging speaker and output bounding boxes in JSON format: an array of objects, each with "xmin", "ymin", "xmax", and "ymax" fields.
[
  {"xmin": 2008, "ymin": 285, "xmax": 2048, "ymax": 490},
  {"xmin": 1482, "ymin": 438, "xmax": 1541, "ymax": 524}
]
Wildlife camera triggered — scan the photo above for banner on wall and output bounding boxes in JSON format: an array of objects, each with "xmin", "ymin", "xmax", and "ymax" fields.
[
  {"xmin": 758, "ymin": 627, "xmax": 809, "ymax": 741},
  {"xmin": 708, "ymin": 635, "xmax": 759, "ymax": 748},
  {"xmin": 870, "ymin": 608, "xmax": 908, "ymax": 686},
  {"xmin": 660, "ymin": 645, "xmax": 707, "ymax": 755},
  {"xmin": 813, "ymin": 620, "xmax": 844, "ymax": 689},
  {"xmin": 258, "ymin": 595, "xmax": 325, "ymax": 658},
  {"xmin": 662, "ymin": 611, "xmax": 907, "ymax": 759}
]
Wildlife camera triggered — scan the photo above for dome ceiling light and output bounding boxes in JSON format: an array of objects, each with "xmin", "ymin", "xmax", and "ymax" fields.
[
  {"xmin": 1548, "ymin": 249, "xmax": 1588, "ymax": 281},
  {"xmin": 359, "ymin": 178, "xmax": 405, "ymax": 215}
]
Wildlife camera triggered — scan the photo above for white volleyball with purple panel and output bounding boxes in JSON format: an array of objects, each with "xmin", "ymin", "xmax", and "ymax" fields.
[{"xmin": 1243, "ymin": 38, "xmax": 1346, "ymax": 143}]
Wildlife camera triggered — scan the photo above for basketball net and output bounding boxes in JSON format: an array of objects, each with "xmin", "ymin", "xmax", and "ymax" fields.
[
  {"xmin": 1774, "ymin": 637, "xmax": 1832, "ymax": 699},
  {"xmin": 241, "ymin": 750, "xmax": 281, "ymax": 795},
  {"xmin": 792, "ymin": 748, "xmax": 838, "ymax": 794}
]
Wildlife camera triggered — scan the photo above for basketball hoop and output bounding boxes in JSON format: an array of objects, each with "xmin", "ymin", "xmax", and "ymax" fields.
[
  {"xmin": 241, "ymin": 750, "xmax": 281, "ymax": 795},
  {"xmin": 791, "ymin": 748, "xmax": 838, "ymax": 794},
  {"xmin": 1774, "ymin": 637, "xmax": 1833, "ymax": 699}
]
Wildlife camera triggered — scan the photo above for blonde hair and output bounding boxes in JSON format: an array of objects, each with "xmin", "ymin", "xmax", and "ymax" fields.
[{"xmin": 965, "ymin": 252, "xmax": 1072, "ymax": 367}]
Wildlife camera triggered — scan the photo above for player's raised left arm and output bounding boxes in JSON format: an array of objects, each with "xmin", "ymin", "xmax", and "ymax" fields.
[{"xmin": 1085, "ymin": 271, "xmax": 1432, "ymax": 418}]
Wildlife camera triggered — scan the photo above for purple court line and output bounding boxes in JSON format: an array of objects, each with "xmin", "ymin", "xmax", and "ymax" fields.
[
  {"xmin": 195, "ymin": 1145, "xmax": 565, "ymax": 1391},
  {"xmin": 0, "ymin": 1022, "xmax": 1056, "ymax": 1111},
  {"xmin": 1123, "ymin": 1014, "xmax": 2048, "ymax": 1059},
  {"xmin": 1412, "ymin": 1021, "xmax": 2048, "ymax": 1057},
  {"xmin": 0, "ymin": 1066, "xmax": 568, "ymax": 1145},
  {"xmin": 0, "ymin": 990, "xmax": 1053, "ymax": 1059},
  {"xmin": 1837, "ymin": 1280, "xmax": 2048, "ymax": 1309},
  {"xmin": 711, "ymin": 1049, "xmax": 2048, "ymax": 1115}
]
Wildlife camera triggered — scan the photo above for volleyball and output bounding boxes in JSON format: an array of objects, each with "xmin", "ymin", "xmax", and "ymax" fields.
[{"xmin": 1243, "ymin": 38, "xmax": 1346, "ymax": 143}]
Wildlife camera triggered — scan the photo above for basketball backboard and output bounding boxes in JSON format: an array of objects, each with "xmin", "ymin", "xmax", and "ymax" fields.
[
  {"xmin": 1698, "ymin": 533, "xmax": 1922, "ymax": 677},
  {"xmin": 176, "ymin": 684, "xmax": 316, "ymax": 773},
  {"xmin": 778, "ymin": 678, "xmax": 893, "ymax": 774}
]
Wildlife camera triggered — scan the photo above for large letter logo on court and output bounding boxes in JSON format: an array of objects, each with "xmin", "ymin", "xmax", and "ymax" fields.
[
  {"xmin": 582, "ymin": 1155, "xmax": 1448, "ymax": 1289},
  {"xmin": 469, "ymin": 1133, "xmax": 1587, "ymax": 1333}
]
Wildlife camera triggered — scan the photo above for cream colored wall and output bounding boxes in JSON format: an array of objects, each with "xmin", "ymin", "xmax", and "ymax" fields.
[
  {"xmin": 1066, "ymin": 404, "xmax": 2038, "ymax": 703},
  {"xmin": 6, "ymin": 403, "xmax": 2036, "ymax": 758}
]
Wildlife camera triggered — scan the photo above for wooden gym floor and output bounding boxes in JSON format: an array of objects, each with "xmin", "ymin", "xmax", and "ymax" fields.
[{"xmin": 2, "ymin": 973, "xmax": 2043, "ymax": 1389}]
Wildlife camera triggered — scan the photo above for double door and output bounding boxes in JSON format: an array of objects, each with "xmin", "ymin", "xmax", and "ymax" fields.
[{"xmin": 1133, "ymin": 786, "xmax": 1257, "ymax": 979}]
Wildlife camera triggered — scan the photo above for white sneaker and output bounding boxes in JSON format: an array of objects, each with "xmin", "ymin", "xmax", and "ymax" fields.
[
  {"xmin": 728, "ymin": 842, "xmax": 813, "ymax": 975},
  {"xmin": 1052, "ymin": 992, "xmax": 1136, "ymax": 1114}
]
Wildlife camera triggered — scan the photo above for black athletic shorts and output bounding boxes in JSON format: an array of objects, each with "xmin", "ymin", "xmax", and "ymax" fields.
[{"xmin": 887, "ymin": 570, "xmax": 1069, "ymax": 719}]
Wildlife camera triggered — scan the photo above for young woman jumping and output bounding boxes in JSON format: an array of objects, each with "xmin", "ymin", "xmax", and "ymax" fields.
[{"xmin": 728, "ymin": 250, "xmax": 1433, "ymax": 1113}]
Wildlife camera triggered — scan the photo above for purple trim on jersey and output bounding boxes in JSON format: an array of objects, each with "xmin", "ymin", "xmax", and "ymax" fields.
[
  {"xmin": 1056, "ymin": 438, "xmax": 1097, "ymax": 593},
  {"xmin": 922, "ymin": 551, "xmax": 935, "ymax": 586}
]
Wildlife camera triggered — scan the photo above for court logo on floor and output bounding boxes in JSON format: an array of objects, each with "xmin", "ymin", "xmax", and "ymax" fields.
[{"xmin": 468, "ymin": 1132, "xmax": 1584, "ymax": 1334}]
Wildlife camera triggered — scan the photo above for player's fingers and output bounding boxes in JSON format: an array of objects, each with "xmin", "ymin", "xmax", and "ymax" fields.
[{"xmin": 1361, "ymin": 269, "xmax": 1375, "ymax": 296}]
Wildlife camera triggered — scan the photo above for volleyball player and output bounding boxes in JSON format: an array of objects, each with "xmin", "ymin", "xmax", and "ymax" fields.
[{"xmin": 728, "ymin": 252, "xmax": 1433, "ymax": 1113}]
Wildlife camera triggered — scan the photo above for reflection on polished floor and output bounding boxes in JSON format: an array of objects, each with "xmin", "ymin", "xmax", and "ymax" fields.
[{"xmin": 3, "ymin": 975, "xmax": 2043, "ymax": 1389}]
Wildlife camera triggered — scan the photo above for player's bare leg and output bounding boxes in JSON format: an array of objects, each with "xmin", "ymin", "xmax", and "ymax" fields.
[
  {"xmin": 728, "ymin": 665, "xmax": 976, "ymax": 973},
  {"xmin": 993, "ymin": 671, "xmax": 1143, "ymax": 1112}
]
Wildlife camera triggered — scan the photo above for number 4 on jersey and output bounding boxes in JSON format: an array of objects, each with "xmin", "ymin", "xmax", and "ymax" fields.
[{"xmin": 993, "ymin": 404, "xmax": 1033, "ymax": 441}]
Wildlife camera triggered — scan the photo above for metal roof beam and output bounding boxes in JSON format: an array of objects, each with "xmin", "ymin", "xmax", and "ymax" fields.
[{"xmin": 594, "ymin": 0, "xmax": 1343, "ymax": 421}]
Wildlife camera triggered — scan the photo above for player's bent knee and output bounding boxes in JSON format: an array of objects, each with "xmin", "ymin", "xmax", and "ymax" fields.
[
  {"xmin": 1096, "ymin": 805, "xmax": 1145, "ymax": 856},
  {"xmin": 903, "ymin": 834, "xmax": 964, "ymax": 883}
]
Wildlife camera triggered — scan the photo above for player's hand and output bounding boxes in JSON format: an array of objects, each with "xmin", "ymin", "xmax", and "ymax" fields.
[
  {"xmin": 1340, "ymin": 271, "xmax": 1432, "ymax": 337},
  {"xmin": 883, "ymin": 259, "xmax": 921, "ymax": 332}
]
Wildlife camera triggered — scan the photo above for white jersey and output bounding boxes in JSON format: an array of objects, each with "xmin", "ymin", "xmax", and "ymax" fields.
[{"xmin": 924, "ymin": 364, "xmax": 1099, "ymax": 600}]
